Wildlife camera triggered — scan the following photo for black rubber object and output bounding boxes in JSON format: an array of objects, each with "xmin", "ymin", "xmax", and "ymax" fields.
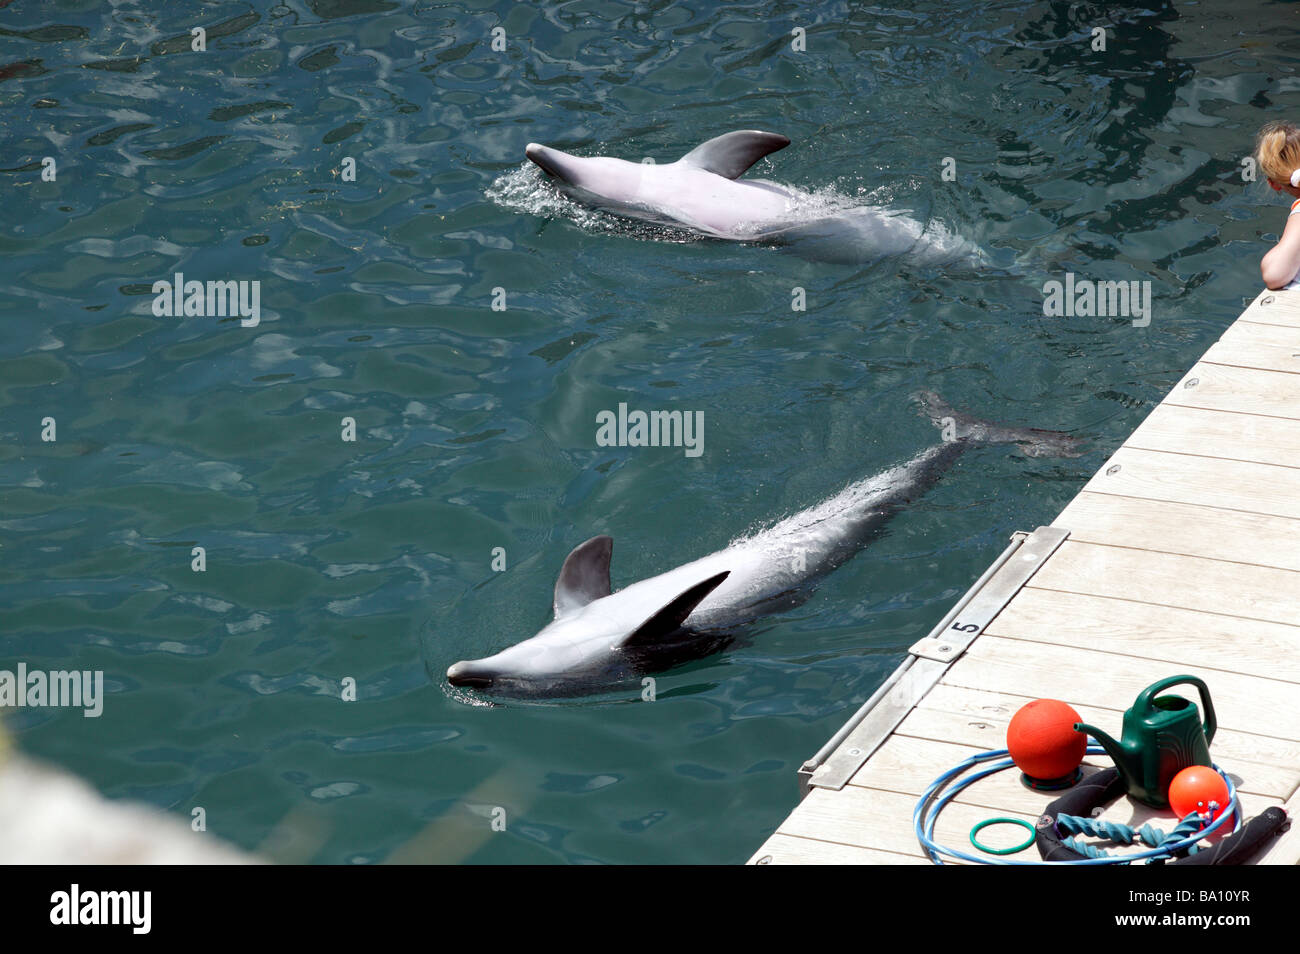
[{"xmin": 1034, "ymin": 767, "xmax": 1289, "ymax": 865}]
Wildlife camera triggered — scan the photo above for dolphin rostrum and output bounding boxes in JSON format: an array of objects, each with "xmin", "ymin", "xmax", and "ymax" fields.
[
  {"xmin": 446, "ymin": 394, "xmax": 1083, "ymax": 698},
  {"xmin": 522, "ymin": 131, "xmax": 976, "ymax": 264}
]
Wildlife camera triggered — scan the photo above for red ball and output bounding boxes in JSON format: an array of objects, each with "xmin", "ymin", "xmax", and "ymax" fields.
[
  {"xmin": 1006, "ymin": 698, "xmax": 1087, "ymax": 780},
  {"xmin": 1169, "ymin": 766, "xmax": 1231, "ymax": 821}
]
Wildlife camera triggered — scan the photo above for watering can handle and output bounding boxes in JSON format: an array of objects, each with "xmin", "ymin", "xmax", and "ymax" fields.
[{"xmin": 1134, "ymin": 675, "xmax": 1217, "ymax": 744}]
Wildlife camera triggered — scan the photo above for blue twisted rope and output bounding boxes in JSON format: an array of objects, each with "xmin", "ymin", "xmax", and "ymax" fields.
[
  {"xmin": 1059, "ymin": 809, "xmax": 1211, "ymax": 847},
  {"xmin": 1058, "ymin": 808, "xmax": 1213, "ymax": 860}
]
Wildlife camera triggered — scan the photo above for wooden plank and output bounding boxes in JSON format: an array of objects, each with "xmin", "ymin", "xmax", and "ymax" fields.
[
  {"xmin": 774, "ymin": 786, "xmax": 930, "ymax": 859},
  {"xmin": 1239, "ymin": 289, "xmax": 1300, "ymax": 328},
  {"xmin": 944, "ymin": 635, "xmax": 1300, "ymax": 742},
  {"xmin": 1124, "ymin": 403, "xmax": 1300, "ymax": 470},
  {"xmin": 1163, "ymin": 362, "xmax": 1300, "ymax": 421},
  {"xmin": 1027, "ymin": 539, "xmax": 1300, "ymax": 630},
  {"xmin": 749, "ymin": 833, "xmax": 929, "ymax": 865},
  {"xmin": 985, "ymin": 586, "xmax": 1300, "ymax": 686},
  {"xmin": 775, "ymin": 784, "xmax": 1041, "ymax": 862},
  {"xmin": 1204, "ymin": 320, "xmax": 1300, "ymax": 376},
  {"xmin": 1081, "ymin": 447, "xmax": 1300, "ymax": 521},
  {"xmin": 895, "ymin": 694, "xmax": 1299, "ymax": 800},
  {"xmin": 915, "ymin": 683, "xmax": 1300, "ymax": 771},
  {"xmin": 1256, "ymin": 787, "xmax": 1300, "ymax": 865},
  {"xmin": 1055, "ymin": 492, "xmax": 1300, "ymax": 572}
]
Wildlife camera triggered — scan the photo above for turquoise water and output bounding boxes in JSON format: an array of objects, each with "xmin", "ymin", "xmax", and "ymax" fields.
[{"xmin": 1, "ymin": 0, "xmax": 1291, "ymax": 863}]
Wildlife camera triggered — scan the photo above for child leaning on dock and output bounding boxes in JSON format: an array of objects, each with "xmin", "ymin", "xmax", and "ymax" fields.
[{"xmin": 1254, "ymin": 120, "xmax": 1300, "ymax": 289}]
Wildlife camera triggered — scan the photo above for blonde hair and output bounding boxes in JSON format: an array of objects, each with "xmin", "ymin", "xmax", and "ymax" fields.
[{"xmin": 1255, "ymin": 121, "xmax": 1300, "ymax": 185}]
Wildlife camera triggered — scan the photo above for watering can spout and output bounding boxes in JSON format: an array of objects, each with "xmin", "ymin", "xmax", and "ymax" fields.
[{"xmin": 1074, "ymin": 722, "xmax": 1127, "ymax": 767}]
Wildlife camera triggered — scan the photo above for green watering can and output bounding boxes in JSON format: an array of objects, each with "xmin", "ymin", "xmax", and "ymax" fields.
[{"xmin": 1073, "ymin": 676, "xmax": 1217, "ymax": 808}]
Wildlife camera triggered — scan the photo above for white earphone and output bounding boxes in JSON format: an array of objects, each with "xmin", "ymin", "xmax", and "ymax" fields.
[{"xmin": 1290, "ymin": 169, "xmax": 1300, "ymax": 187}]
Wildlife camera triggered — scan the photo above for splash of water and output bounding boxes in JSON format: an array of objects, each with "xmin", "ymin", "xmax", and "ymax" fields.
[
  {"xmin": 488, "ymin": 163, "xmax": 981, "ymax": 266},
  {"xmin": 487, "ymin": 164, "xmax": 702, "ymax": 244}
]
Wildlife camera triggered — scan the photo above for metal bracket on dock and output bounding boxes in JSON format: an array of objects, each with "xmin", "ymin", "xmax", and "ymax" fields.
[{"xmin": 797, "ymin": 525, "xmax": 1070, "ymax": 796}]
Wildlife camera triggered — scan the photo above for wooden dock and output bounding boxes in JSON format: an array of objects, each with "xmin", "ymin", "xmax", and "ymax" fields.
[{"xmin": 750, "ymin": 288, "xmax": 1300, "ymax": 865}]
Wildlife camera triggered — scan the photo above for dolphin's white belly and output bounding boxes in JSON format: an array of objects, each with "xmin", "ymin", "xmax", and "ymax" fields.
[{"xmin": 632, "ymin": 165, "xmax": 796, "ymax": 235}]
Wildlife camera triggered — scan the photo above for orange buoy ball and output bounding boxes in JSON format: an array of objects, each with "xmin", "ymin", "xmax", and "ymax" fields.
[
  {"xmin": 1006, "ymin": 698, "xmax": 1087, "ymax": 788},
  {"xmin": 1168, "ymin": 766, "xmax": 1232, "ymax": 822}
]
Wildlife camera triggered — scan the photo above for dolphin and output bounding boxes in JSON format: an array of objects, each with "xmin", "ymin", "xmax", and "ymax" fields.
[
  {"xmin": 446, "ymin": 393, "xmax": 1083, "ymax": 698},
  {"xmin": 522, "ymin": 131, "xmax": 977, "ymax": 264}
]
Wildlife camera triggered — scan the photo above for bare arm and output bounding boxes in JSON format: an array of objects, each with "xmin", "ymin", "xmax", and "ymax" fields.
[{"xmin": 1261, "ymin": 210, "xmax": 1300, "ymax": 289}]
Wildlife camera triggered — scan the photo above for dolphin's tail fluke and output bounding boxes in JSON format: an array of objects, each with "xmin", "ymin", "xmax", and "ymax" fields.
[{"xmin": 914, "ymin": 390, "xmax": 1086, "ymax": 458}]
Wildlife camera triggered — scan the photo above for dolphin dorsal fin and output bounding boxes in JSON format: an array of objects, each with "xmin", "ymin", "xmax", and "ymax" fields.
[
  {"xmin": 678, "ymin": 131, "xmax": 790, "ymax": 179},
  {"xmin": 553, "ymin": 535, "xmax": 614, "ymax": 618},
  {"xmin": 618, "ymin": 571, "xmax": 730, "ymax": 649}
]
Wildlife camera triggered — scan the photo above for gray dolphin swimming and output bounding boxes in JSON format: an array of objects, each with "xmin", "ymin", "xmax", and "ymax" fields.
[
  {"xmin": 446, "ymin": 394, "xmax": 1082, "ymax": 699},
  {"xmin": 523, "ymin": 131, "xmax": 977, "ymax": 264}
]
